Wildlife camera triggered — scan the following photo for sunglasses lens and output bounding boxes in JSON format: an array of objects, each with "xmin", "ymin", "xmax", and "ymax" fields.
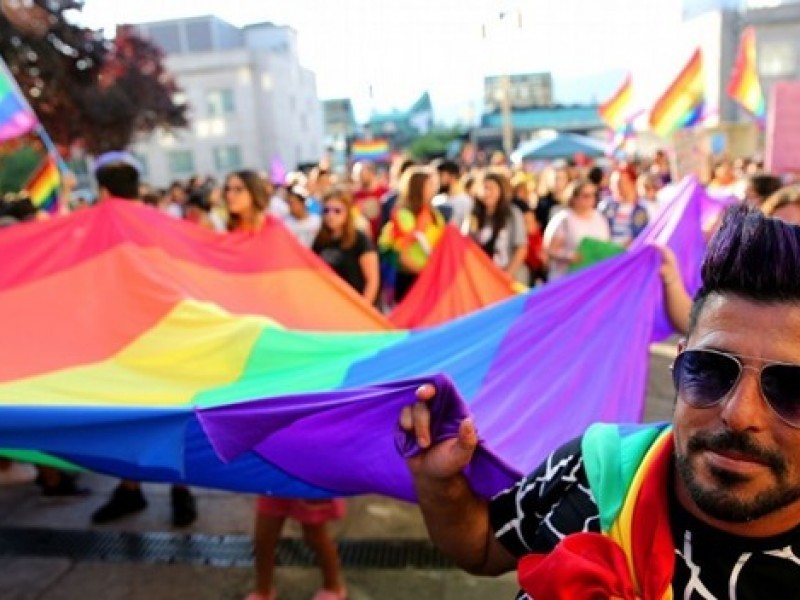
[
  {"xmin": 674, "ymin": 350, "xmax": 740, "ymax": 408},
  {"xmin": 762, "ymin": 364, "xmax": 800, "ymax": 425}
]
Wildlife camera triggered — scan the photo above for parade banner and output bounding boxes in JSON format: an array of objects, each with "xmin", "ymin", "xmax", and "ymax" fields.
[{"xmin": 765, "ymin": 81, "xmax": 800, "ymax": 176}]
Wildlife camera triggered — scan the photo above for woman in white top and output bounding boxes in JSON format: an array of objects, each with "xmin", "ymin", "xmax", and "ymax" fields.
[{"xmin": 543, "ymin": 179, "xmax": 610, "ymax": 281}]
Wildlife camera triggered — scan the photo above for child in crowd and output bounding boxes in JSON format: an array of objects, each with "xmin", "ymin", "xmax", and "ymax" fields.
[{"xmin": 245, "ymin": 497, "xmax": 347, "ymax": 600}]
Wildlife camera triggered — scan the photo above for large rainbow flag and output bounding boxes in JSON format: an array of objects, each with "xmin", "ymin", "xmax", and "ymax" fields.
[
  {"xmin": 0, "ymin": 58, "xmax": 37, "ymax": 142},
  {"xmin": 649, "ymin": 49, "xmax": 705, "ymax": 138},
  {"xmin": 727, "ymin": 27, "xmax": 766, "ymax": 123},
  {"xmin": 0, "ymin": 181, "xmax": 727, "ymax": 500}
]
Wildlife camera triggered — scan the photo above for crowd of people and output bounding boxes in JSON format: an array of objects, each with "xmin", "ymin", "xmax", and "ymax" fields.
[{"xmin": 2, "ymin": 146, "xmax": 800, "ymax": 599}]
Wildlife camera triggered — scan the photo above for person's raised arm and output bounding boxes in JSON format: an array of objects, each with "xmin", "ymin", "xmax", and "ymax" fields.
[
  {"xmin": 657, "ymin": 245, "xmax": 691, "ymax": 335},
  {"xmin": 399, "ymin": 384, "xmax": 517, "ymax": 575}
]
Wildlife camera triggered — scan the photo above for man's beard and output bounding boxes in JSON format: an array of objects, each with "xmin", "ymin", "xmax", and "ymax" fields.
[
  {"xmin": 675, "ymin": 429, "xmax": 800, "ymax": 523},
  {"xmin": 438, "ymin": 183, "xmax": 451, "ymax": 195}
]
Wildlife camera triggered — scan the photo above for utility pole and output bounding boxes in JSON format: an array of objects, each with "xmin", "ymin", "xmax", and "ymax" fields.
[{"xmin": 484, "ymin": 7, "xmax": 522, "ymax": 159}]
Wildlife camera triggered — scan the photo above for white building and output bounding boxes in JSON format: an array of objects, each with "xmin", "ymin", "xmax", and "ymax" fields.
[
  {"xmin": 132, "ymin": 16, "xmax": 324, "ymax": 187},
  {"xmin": 680, "ymin": 0, "xmax": 800, "ymax": 124}
]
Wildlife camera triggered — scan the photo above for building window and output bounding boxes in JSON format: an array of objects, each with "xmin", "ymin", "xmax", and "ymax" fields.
[
  {"xmin": 206, "ymin": 89, "xmax": 235, "ymax": 117},
  {"xmin": 759, "ymin": 41, "xmax": 796, "ymax": 77},
  {"xmin": 213, "ymin": 145, "xmax": 242, "ymax": 171},
  {"xmin": 168, "ymin": 150, "xmax": 194, "ymax": 175}
]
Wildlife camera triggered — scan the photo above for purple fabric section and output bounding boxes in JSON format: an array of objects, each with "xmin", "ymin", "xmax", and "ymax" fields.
[
  {"xmin": 469, "ymin": 244, "xmax": 663, "ymax": 475},
  {"xmin": 197, "ymin": 374, "xmax": 521, "ymax": 502}
]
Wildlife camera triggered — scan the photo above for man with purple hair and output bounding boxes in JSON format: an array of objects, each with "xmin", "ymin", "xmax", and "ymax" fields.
[{"xmin": 401, "ymin": 205, "xmax": 800, "ymax": 597}]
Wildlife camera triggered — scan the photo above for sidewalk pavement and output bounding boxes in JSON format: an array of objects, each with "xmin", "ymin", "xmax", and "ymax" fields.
[{"xmin": 0, "ymin": 344, "xmax": 676, "ymax": 600}]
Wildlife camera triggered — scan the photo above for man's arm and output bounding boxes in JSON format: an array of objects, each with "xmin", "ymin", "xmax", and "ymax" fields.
[{"xmin": 400, "ymin": 386, "xmax": 517, "ymax": 575}]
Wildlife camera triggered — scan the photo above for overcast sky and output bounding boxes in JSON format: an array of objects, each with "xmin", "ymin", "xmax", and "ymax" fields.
[{"xmin": 74, "ymin": 0, "xmax": 687, "ymax": 123}]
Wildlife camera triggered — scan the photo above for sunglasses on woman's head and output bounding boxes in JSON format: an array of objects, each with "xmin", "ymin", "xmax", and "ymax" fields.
[{"xmin": 671, "ymin": 348, "xmax": 800, "ymax": 428}]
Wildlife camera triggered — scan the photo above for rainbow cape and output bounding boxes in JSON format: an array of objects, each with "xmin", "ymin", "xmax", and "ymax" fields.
[
  {"xmin": 727, "ymin": 27, "xmax": 766, "ymax": 122},
  {"xmin": 0, "ymin": 181, "xmax": 729, "ymax": 500},
  {"xmin": 0, "ymin": 59, "xmax": 37, "ymax": 142},
  {"xmin": 24, "ymin": 154, "xmax": 60, "ymax": 213},
  {"xmin": 649, "ymin": 49, "xmax": 705, "ymax": 138}
]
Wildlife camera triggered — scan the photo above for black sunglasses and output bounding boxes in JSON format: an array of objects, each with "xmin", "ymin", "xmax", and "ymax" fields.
[{"xmin": 671, "ymin": 348, "xmax": 800, "ymax": 428}]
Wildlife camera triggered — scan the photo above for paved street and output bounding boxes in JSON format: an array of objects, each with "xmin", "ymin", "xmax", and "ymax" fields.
[{"xmin": 0, "ymin": 341, "xmax": 677, "ymax": 600}]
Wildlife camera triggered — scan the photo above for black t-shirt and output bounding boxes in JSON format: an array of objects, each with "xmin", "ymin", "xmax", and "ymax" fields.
[
  {"xmin": 489, "ymin": 436, "xmax": 800, "ymax": 599},
  {"xmin": 312, "ymin": 230, "xmax": 374, "ymax": 295}
]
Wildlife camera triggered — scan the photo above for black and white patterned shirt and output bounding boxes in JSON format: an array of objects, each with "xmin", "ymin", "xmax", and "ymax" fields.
[{"xmin": 489, "ymin": 436, "xmax": 800, "ymax": 599}]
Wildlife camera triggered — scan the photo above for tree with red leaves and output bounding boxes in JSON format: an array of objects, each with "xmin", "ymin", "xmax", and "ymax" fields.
[{"xmin": 0, "ymin": 0, "xmax": 187, "ymax": 154}]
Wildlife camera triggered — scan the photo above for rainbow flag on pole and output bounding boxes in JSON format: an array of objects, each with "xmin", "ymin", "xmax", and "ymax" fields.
[
  {"xmin": 351, "ymin": 139, "xmax": 390, "ymax": 161},
  {"xmin": 649, "ymin": 49, "xmax": 705, "ymax": 138},
  {"xmin": 727, "ymin": 27, "xmax": 766, "ymax": 123},
  {"xmin": 24, "ymin": 154, "xmax": 61, "ymax": 213},
  {"xmin": 599, "ymin": 75, "xmax": 634, "ymax": 131},
  {"xmin": 0, "ymin": 59, "xmax": 37, "ymax": 142}
]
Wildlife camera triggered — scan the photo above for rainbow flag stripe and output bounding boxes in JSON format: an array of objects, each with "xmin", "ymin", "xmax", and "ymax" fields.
[
  {"xmin": 649, "ymin": 49, "xmax": 705, "ymax": 138},
  {"xmin": 599, "ymin": 75, "xmax": 633, "ymax": 131},
  {"xmin": 24, "ymin": 155, "xmax": 60, "ymax": 213},
  {"xmin": 352, "ymin": 139, "xmax": 390, "ymax": 160},
  {"xmin": 727, "ymin": 27, "xmax": 766, "ymax": 121},
  {"xmin": 0, "ymin": 63, "xmax": 36, "ymax": 142}
]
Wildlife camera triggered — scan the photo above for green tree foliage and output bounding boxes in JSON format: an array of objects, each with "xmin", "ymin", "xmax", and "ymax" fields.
[
  {"xmin": 0, "ymin": 0, "xmax": 187, "ymax": 154},
  {"xmin": 407, "ymin": 127, "xmax": 464, "ymax": 161}
]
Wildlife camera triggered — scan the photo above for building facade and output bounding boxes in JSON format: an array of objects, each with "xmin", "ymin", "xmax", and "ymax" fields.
[
  {"xmin": 483, "ymin": 72, "xmax": 553, "ymax": 112},
  {"xmin": 680, "ymin": 0, "xmax": 800, "ymax": 125},
  {"xmin": 132, "ymin": 16, "xmax": 323, "ymax": 187}
]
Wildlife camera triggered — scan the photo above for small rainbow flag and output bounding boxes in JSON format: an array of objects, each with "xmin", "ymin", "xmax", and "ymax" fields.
[
  {"xmin": 351, "ymin": 139, "xmax": 390, "ymax": 161},
  {"xmin": 649, "ymin": 48, "xmax": 705, "ymax": 138},
  {"xmin": 727, "ymin": 27, "xmax": 766, "ymax": 122},
  {"xmin": 599, "ymin": 75, "xmax": 634, "ymax": 131},
  {"xmin": 24, "ymin": 154, "xmax": 61, "ymax": 213},
  {"xmin": 0, "ymin": 60, "xmax": 37, "ymax": 142}
]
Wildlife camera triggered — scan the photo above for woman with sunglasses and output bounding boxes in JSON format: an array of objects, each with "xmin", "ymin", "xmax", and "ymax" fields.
[
  {"xmin": 312, "ymin": 188, "xmax": 380, "ymax": 306},
  {"xmin": 224, "ymin": 170, "xmax": 270, "ymax": 232}
]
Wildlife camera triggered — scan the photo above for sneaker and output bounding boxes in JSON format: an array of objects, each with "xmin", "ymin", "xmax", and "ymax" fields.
[
  {"xmin": 91, "ymin": 484, "xmax": 147, "ymax": 523},
  {"xmin": 0, "ymin": 462, "xmax": 37, "ymax": 486},
  {"xmin": 171, "ymin": 486, "xmax": 197, "ymax": 528}
]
